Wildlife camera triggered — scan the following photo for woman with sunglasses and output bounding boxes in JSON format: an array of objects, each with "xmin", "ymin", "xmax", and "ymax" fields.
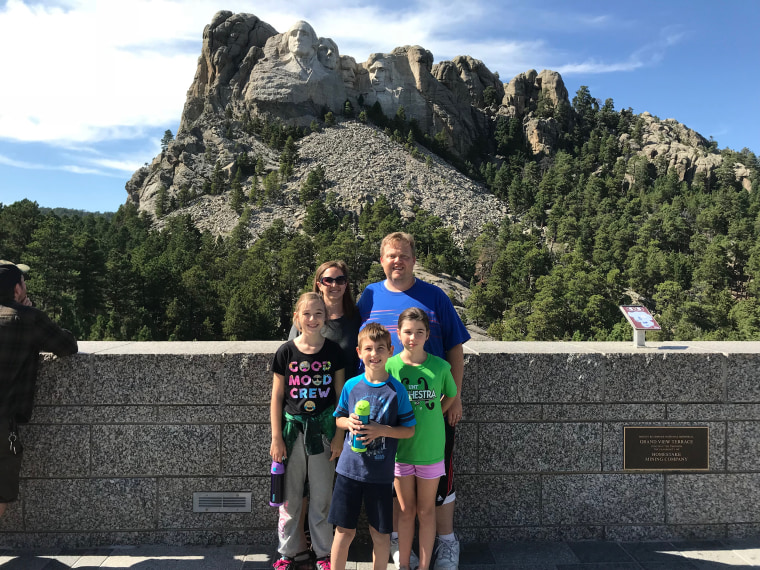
[{"xmin": 290, "ymin": 260, "xmax": 361, "ymax": 377}]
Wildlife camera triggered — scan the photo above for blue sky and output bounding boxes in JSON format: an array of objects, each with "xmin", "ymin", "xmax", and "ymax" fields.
[{"xmin": 1, "ymin": 0, "xmax": 758, "ymax": 213}]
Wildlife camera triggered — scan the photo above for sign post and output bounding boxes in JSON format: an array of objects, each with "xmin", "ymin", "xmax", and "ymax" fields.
[{"xmin": 619, "ymin": 305, "xmax": 661, "ymax": 348}]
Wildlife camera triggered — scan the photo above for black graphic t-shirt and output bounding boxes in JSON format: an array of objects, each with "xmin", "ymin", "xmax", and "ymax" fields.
[{"xmin": 272, "ymin": 339, "xmax": 346, "ymax": 416}]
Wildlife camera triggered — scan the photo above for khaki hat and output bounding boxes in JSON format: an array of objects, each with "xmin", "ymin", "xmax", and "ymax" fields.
[{"xmin": 0, "ymin": 260, "xmax": 30, "ymax": 273}]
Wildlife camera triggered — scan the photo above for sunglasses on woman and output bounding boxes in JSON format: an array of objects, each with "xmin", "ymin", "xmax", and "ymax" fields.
[{"xmin": 320, "ymin": 275, "xmax": 348, "ymax": 286}]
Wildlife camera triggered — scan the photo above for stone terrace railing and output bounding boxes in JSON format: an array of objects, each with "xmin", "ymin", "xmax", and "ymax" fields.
[{"xmin": 2, "ymin": 341, "xmax": 760, "ymax": 548}]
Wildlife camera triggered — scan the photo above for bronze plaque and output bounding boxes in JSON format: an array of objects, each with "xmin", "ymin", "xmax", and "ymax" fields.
[{"xmin": 624, "ymin": 426, "xmax": 709, "ymax": 470}]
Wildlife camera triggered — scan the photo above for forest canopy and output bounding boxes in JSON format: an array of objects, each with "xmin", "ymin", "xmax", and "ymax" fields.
[{"xmin": 2, "ymin": 86, "xmax": 760, "ymax": 342}]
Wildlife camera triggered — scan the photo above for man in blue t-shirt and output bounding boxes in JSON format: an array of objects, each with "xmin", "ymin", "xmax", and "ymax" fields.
[{"xmin": 357, "ymin": 232, "xmax": 470, "ymax": 570}]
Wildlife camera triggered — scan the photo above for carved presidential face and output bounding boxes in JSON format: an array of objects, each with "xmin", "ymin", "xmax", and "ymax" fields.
[
  {"xmin": 340, "ymin": 56, "xmax": 357, "ymax": 88},
  {"xmin": 318, "ymin": 38, "xmax": 339, "ymax": 70},
  {"xmin": 287, "ymin": 21, "xmax": 317, "ymax": 59},
  {"xmin": 370, "ymin": 60, "xmax": 388, "ymax": 90}
]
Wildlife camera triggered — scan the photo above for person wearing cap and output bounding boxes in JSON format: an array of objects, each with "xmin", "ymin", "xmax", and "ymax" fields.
[{"xmin": 0, "ymin": 262, "xmax": 78, "ymax": 518}]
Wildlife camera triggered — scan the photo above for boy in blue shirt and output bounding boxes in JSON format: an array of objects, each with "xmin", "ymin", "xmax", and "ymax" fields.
[{"xmin": 329, "ymin": 323, "xmax": 416, "ymax": 570}]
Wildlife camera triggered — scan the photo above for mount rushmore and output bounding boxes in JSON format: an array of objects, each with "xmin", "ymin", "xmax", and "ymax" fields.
[{"xmin": 126, "ymin": 11, "xmax": 749, "ymax": 243}]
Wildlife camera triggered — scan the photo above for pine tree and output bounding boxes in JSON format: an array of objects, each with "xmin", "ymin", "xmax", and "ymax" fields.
[{"xmin": 160, "ymin": 130, "xmax": 174, "ymax": 152}]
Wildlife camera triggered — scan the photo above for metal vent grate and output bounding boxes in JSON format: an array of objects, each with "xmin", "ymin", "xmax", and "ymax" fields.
[{"xmin": 193, "ymin": 492, "xmax": 252, "ymax": 513}]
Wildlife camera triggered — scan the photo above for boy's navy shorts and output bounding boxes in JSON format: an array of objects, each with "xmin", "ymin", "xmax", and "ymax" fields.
[{"xmin": 328, "ymin": 473, "xmax": 392, "ymax": 534}]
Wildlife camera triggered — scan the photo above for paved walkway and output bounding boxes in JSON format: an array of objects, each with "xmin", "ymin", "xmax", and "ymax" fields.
[{"xmin": 2, "ymin": 538, "xmax": 760, "ymax": 569}]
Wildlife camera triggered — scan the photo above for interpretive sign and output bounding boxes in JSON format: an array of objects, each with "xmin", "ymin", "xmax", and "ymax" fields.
[
  {"xmin": 624, "ymin": 426, "xmax": 709, "ymax": 470},
  {"xmin": 619, "ymin": 306, "xmax": 661, "ymax": 330}
]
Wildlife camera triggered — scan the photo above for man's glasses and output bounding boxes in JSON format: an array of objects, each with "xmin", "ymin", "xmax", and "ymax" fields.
[{"xmin": 320, "ymin": 276, "xmax": 348, "ymax": 286}]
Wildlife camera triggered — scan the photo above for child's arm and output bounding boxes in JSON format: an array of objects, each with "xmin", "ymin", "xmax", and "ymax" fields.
[
  {"xmin": 441, "ymin": 395, "xmax": 454, "ymax": 414},
  {"xmin": 330, "ymin": 368, "xmax": 346, "ymax": 461},
  {"xmin": 270, "ymin": 372, "xmax": 287, "ymax": 462}
]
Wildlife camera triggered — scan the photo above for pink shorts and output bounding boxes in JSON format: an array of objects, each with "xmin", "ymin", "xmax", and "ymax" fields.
[{"xmin": 394, "ymin": 460, "xmax": 445, "ymax": 479}]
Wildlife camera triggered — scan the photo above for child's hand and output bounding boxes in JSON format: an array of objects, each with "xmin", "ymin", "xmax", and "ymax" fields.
[
  {"xmin": 358, "ymin": 420, "xmax": 386, "ymax": 444},
  {"xmin": 270, "ymin": 437, "xmax": 287, "ymax": 463},
  {"xmin": 329, "ymin": 431, "xmax": 344, "ymax": 461},
  {"xmin": 345, "ymin": 412, "xmax": 364, "ymax": 435}
]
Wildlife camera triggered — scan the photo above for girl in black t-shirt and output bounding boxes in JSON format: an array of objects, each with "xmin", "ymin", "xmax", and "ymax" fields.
[{"xmin": 270, "ymin": 292, "xmax": 346, "ymax": 570}]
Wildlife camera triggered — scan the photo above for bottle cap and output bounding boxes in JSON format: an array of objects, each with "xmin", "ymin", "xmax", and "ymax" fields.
[{"xmin": 354, "ymin": 400, "xmax": 370, "ymax": 416}]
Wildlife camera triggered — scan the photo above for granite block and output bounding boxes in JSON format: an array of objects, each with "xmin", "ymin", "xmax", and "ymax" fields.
[
  {"xmin": 489, "ymin": 541, "xmax": 580, "ymax": 565},
  {"xmin": 667, "ymin": 473, "xmax": 760, "ymax": 524},
  {"xmin": 457, "ymin": 541, "xmax": 497, "ymax": 565},
  {"xmin": 155, "ymin": 405, "xmax": 269, "ymax": 424},
  {"xmin": 542, "ymin": 474, "xmax": 664, "ymax": 525},
  {"xmin": 566, "ymin": 541, "xmax": 637, "ymax": 563},
  {"xmin": 36, "ymin": 353, "xmax": 90, "ymax": 405},
  {"xmin": 91, "ymin": 425, "xmax": 220, "ymax": 476},
  {"xmin": 466, "ymin": 403, "xmax": 541, "ymax": 422},
  {"xmin": 157, "ymin": 476, "xmax": 274, "ymax": 529},
  {"xmin": 218, "ymin": 354, "xmax": 274, "ymax": 405},
  {"xmin": 727, "ymin": 422, "xmax": 760, "ymax": 470},
  {"xmin": 542, "ymin": 404, "xmax": 668, "ymax": 421},
  {"xmin": 20, "ymin": 424, "xmax": 90, "ymax": 477},
  {"xmin": 452, "ymin": 420, "xmax": 478, "ymax": 475},
  {"xmin": 476, "ymin": 525, "xmax": 604, "ymax": 543},
  {"xmin": 542, "ymin": 404, "xmax": 607, "ymax": 421},
  {"xmin": 727, "ymin": 523, "xmax": 760, "ymax": 539},
  {"xmin": 473, "ymin": 354, "xmax": 520, "ymax": 403},
  {"xmin": 726, "ymin": 354, "xmax": 760, "ymax": 402},
  {"xmin": 604, "ymin": 353, "xmax": 724, "ymax": 402},
  {"xmin": 461, "ymin": 352, "xmax": 478, "ymax": 403},
  {"xmin": 479, "ymin": 422, "xmax": 602, "ymax": 472},
  {"xmin": 477, "ymin": 354, "xmax": 604, "ymax": 404},
  {"xmin": 619, "ymin": 541, "xmax": 703, "ymax": 569},
  {"xmin": 602, "ymin": 422, "xmax": 726, "ymax": 473},
  {"xmin": 30, "ymin": 405, "xmax": 156, "ymax": 424},
  {"xmin": 0, "ymin": 530, "xmax": 228, "ymax": 549},
  {"xmin": 604, "ymin": 525, "xmax": 727, "ymax": 542},
  {"xmin": 24, "ymin": 478, "xmax": 157, "ymax": 531},
  {"xmin": 555, "ymin": 562, "xmax": 641, "ymax": 570},
  {"xmin": 668, "ymin": 404, "xmax": 760, "ymax": 421},
  {"xmin": 0, "ymin": 485, "xmax": 24, "ymax": 531},
  {"xmin": 90, "ymin": 354, "xmax": 220, "ymax": 404},
  {"xmin": 226, "ymin": 530, "xmax": 278, "ymax": 546},
  {"xmin": 455, "ymin": 475, "xmax": 540, "ymax": 527},
  {"xmin": 221, "ymin": 424, "xmax": 272, "ymax": 476}
]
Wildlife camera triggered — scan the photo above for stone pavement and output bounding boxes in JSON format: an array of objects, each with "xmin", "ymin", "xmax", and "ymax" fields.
[{"xmin": 2, "ymin": 539, "xmax": 760, "ymax": 569}]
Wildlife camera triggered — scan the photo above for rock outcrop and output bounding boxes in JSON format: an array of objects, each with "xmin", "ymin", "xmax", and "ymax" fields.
[{"xmin": 151, "ymin": 122, "xmax": 507, "ymax": 246}]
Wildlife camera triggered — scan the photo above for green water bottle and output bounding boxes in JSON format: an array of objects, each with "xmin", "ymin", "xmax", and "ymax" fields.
[{"xmin": 351, "ymin": 400, "xmax": 371, "ymax": 452}]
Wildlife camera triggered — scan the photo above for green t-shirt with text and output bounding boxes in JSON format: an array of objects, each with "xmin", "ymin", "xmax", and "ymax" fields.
[{"xmin": 386, "ymin": 353, "xmax": 457, "ymax": 465}]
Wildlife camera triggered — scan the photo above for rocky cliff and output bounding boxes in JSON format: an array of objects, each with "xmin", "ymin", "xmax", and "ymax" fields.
[{"xmin": 126, "ymin": 10, "xmax": 751, "ymax": 243}]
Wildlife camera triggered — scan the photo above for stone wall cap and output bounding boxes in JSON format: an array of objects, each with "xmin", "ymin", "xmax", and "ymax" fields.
[{"xmin": 75, "ymin": 340, "xmax": 760, "ymax": 356}]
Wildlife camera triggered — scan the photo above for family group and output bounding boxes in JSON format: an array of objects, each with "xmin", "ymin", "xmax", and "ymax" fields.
[{"xmin": 270, "ymin": 232, "xmax": 470, "ymax": 570}]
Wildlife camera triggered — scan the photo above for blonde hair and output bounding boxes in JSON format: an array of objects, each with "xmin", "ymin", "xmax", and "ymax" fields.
[
  {"xmin": 293, "ymin": 292, "xmax": 327, "ymax": 332},
  {"xmin": 380, "ymin": 232, "xmax": 416, "ymax": 258}
]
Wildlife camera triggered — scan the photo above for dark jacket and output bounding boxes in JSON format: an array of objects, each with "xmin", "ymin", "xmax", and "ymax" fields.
[{"xmin": 0, "ymin": 301, "xmax": 78, "ymax": 423}]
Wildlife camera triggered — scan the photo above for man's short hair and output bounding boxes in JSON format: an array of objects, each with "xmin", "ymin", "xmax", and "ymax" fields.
[
  {"xmin": 380, "ymin": 232, "xmax": 416, "ymax": 258},
  {"xmin": 0, "ymin": 264, "xmax": 24, "ymax": 300},
  {"xmin": 357, "ymin": 322, "xmax": 392, "ymax": 350}
]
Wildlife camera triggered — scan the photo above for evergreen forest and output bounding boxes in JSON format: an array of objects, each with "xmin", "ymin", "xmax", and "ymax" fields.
[{"xmin": 2, "ymin": 86, "xmax": 760, "ymax": 343}]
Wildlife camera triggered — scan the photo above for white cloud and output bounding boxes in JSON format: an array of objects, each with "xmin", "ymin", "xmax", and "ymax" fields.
[
  {"xmin": 0, "ymin": 152, "xmax": 110, "ymax": 175},
  {"xmin": 0, "ymin": 0, "xmax": 685, "ymax": 147}
]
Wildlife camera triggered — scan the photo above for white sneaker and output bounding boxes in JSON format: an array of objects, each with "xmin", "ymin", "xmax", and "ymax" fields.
[
  {"xmin": 433, "ymin": 535, "xmax": 460, "ymax": 570},
  {"xmin": 390, "ymin": 536, "xmax": 420, "ymax": 570}
]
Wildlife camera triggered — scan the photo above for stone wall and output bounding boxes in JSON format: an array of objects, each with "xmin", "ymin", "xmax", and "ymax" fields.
[{"xmin": 2, "ymin": 340, "xmax": 760, "ymax": 547}]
